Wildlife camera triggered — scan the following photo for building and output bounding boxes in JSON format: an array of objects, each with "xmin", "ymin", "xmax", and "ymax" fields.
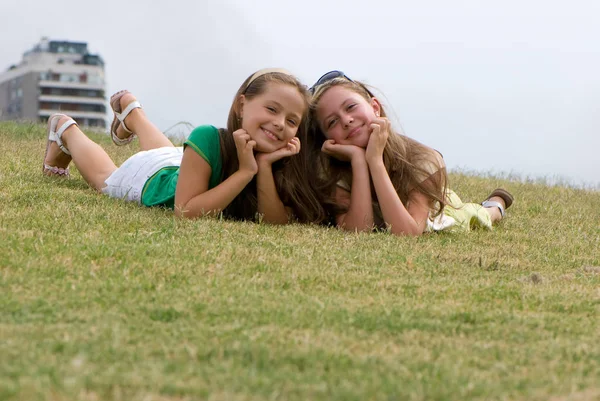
[{"xmin": 0, "ymin": 37, "xmax": 107, "ymax": 129}]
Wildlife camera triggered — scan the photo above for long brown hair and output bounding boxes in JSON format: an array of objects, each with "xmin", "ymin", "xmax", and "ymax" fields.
[
  {"xmin": 218, "ymin": 71, "xmax": 327, "ymax": 223},
  {"xmin": 308, "ymin": 77, "xmax": 448, "ymax": 227}
]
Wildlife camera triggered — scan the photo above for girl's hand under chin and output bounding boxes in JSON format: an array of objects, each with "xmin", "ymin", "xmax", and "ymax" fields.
[
  {"xmin": 365, "ymin": 117, "xmax": 390, "ymax": 165},
  {"xmin": 233, "ymin": 129, "xmax": 258, "ymax": 175},
  {"xmin": 256, "ymin": 137, "xmax": 301, "ymax": 167},
  {"xmin": 321, "ymin": 140, "xmax": 365, "ymax": 162}
]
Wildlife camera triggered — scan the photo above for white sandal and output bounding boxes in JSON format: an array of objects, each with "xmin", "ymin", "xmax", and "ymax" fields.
[
  {"xmin": 42, "ymin": 114, "xmax": 77, "ymax": 177},
  {"xmin": 110, "ymin": 90, "xmax": 142, "ymax": 146}
]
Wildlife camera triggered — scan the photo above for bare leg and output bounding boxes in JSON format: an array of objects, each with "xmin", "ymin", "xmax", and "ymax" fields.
[
  {"xmin": 484, "ymin": 195, "xmax": 506, "ymax": 224},
  {"xmin": 47, "ymin": 116, "xmax": 118, "ymax": 191},
  {"xmin": 115, "ymin": 92, "xmax": 174, "ymax": 151}
]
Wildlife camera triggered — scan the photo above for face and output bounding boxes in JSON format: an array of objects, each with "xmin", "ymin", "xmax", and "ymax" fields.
[
  {"xmin": 315, "ymin": 85, "xmax": 380, "ymax": 148},
  {"xmin": 239, "ymin": 82, "xmax": 306, "ymax": 153}
]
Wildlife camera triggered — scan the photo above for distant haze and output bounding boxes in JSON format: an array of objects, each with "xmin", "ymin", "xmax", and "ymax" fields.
[{"xmin": 1, "ymin": 0, "xmax": 598, "ymax": 187}]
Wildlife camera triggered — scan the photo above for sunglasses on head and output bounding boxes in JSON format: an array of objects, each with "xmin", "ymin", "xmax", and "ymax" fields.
[
  {"xmin": 309, "ymin": 70, "xmax": 375, "ymax": 98},
  {"xmin": 309, "ymin": 70, "xmax": 353, "ymax": 94}
]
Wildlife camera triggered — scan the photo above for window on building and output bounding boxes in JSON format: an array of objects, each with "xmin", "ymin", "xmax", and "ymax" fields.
[
  {"xmin": 87, "ymin": 74, "xmax": 104, "ymax": 85},
  {"xmin": 59, "ymin": 73, "xmax": 78, "ymax": 83}
]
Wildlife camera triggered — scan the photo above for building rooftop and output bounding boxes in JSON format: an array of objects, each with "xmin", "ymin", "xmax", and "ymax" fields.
[
  {"xmin": 20, "ymin": 37, "xmax": 104, "ymax": 68},
  {"xmin": 48, "ymin": 40, "xmax": 88, "ymax": 55}
]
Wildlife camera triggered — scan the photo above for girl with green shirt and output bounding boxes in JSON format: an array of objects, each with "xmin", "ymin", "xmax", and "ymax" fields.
[{"xmin": 42, "ymin": 68, "xmax": 326, "ymax": 223}]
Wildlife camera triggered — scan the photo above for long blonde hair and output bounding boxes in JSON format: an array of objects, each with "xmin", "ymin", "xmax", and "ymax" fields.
[{"xmin": 308, "ymin": 77, "xmax": 448, "ymax": 227}]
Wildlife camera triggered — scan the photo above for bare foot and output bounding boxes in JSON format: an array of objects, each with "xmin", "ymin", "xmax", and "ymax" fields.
[{"xmin": 43, "ymin": 116, "xmax": 74, "ymax": 176}]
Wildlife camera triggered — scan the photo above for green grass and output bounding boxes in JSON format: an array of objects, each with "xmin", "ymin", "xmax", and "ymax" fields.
[{"xmin": 1, "ymin": 121, "xmax": 599, "ymax": 401}]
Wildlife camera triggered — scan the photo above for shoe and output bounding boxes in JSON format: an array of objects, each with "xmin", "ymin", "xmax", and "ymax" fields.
[{"xmin": 481, "ymin": 188, "xmax": 514, "ymax": 218}]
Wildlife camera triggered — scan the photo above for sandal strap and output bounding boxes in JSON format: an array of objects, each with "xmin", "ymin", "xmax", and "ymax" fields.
[
  {"xmin": 111, "ymin": 130, "xmax": 135, "ymax": 146},
  {"xmin": 116, "ymin": 100, "xmax": 142, "ymax": 133},
  {"xmin": 49, "ymin": 116, "xmax": 76, "ymax": 155},
  {"xmin": 482, "ymin": 200, "xmax": 505, "ymax": 218},
  {"xmin": 43, "ymin": 164, "xmax": 70, "ymax": 176}
]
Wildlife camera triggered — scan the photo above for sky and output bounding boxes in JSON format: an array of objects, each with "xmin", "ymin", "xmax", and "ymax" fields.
[{"xmin": 1, "ymin": 0, "xmax": 599, "ymax": 187}]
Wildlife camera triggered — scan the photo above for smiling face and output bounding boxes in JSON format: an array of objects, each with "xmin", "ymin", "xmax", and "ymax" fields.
[
  {"xmin": 239, "ymin": 82, "xmax": 306, "ymax": 153},
  {"xmin": 315, "ymin": 85, "xmax": 381, "ymax": 148}
]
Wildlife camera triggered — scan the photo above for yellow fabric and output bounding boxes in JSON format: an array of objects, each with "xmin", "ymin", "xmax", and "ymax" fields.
[{"xmin": 427, "ymin": 189, "xmax": 493, "ymax": 232}]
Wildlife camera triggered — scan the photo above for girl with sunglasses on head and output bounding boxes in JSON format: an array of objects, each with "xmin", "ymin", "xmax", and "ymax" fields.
[
  {"xmin": 42, "ymin": 68, "xmax": 326, "ymax": 223},
  {"xmin": 308, "ymin": 71, "xmax": 513, "ymax": 236}
]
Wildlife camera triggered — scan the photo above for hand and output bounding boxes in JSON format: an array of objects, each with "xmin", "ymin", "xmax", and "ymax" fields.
[
  {"xmin": 256, "ymin": 137, "xmax": 301, "ymax": 167},
  {"xmin": 233, "ymin": 129, "xmax": 258, "ymax": 175},
  {"xmin": 365, "ymin": 117, "xmax": 390, "ymax": 164},
  {"xmin": 321, "ymin": 139, "xmax": 365, "ymax": 162}
]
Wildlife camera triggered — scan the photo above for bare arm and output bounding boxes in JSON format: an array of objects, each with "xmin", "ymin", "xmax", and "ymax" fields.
[
  {"xmin": 364, "ymin": 118, "xmax": 431, "ymax": 236},
  {"xmin": 368, "ymin": 160, "xmax": 431, "ymax": 235},
  {"xmin": 256, "ymin": 161, "xmax": 291, "ymax": 224},
  {"xmin": 322, "ymin": 140, "xmax": 373, "ymax": 232},
  {"xmin": 255, "ymin": 137, "xmax": 301, "ymax": 224},
  {"xmin": 174, "ymin": 129, "xmax": 258, "ymax": 219},
  {"xmin": 335, "ymin": 154, "xmax": 374, "ymax": 231},
  {"xmin": 174, "ymin": 148, "xmax": 255, "ymax": 218}
]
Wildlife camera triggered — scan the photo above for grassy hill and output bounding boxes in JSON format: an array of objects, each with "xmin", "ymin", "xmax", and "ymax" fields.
[{"xmin": 1, "ymin": 121, "xmax": 598, "ymax": 401}]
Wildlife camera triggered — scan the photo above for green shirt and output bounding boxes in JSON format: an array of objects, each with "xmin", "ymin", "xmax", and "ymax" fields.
[{"xmin": 141, "ymin": 125, "xmax": 223, "ymax": 208}]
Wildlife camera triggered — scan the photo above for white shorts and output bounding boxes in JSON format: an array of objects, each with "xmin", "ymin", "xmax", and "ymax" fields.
[{"xmin": 101, "ymin": 146, "xmax": 184, "ymax": 204}]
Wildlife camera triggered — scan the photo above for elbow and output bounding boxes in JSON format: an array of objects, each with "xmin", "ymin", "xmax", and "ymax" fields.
[
  {"xmin": 337, "ymin": 222, "xmax": 371, "ymax": 233},
  {"xmin": 267, "ymin": 220, "xmax": 288, "ymax": 226},
  {"xmin": 173, "ymin": 206, "xmax": 185, "ymax": 219},
  {"xmin": 390, "ymin": 226, "xmax": 423, "ymax": 237},
  {"xmin": 174, "ymin": 203, "xmax": 193, "ymax": 219},
  {"xmin": 268, "ymin": 217, "xmax": 290, "ymax": 225},
  {"xmin": 175, "ymin": 202, "xmax": 218, "ymax": 220},
  {"xmin": 174, "ymin": 196, "xmax": 184, "ymax": 218}
]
